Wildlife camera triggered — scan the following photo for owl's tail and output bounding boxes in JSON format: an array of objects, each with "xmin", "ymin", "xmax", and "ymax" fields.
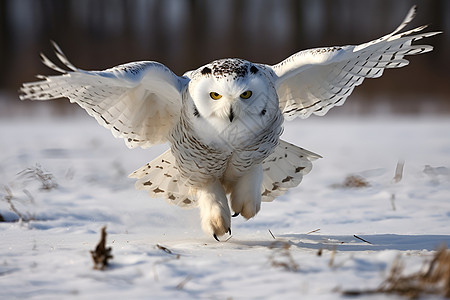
[
  {"xmin": 129, "ymin": 149, "xmax": 199, "ymax": 208},
  {"xmin": 261, "ymin": 140, "xmax": 321, "ymax": 202}
]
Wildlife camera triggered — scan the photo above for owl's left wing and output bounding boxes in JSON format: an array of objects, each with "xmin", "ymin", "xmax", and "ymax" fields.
[
  {"xmin": 269, "ymin": 6, "xmax": 441, "ymax": 120},
  {"xmin": 20, "ymin": 43, "xmax": 189, "ymax": 148}
]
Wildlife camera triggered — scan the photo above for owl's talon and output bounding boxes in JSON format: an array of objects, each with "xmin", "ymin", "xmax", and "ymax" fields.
[
  {"xmin": 232, "ymin": 212, "xmax": 240, "ymax": 217},
  {"xmin": 228, "ymin": 228, "xmax": 231, "ymax": 235},
  {"xmin": 213, "ymin": 234, "xmax": 220, "ymax": 242}
]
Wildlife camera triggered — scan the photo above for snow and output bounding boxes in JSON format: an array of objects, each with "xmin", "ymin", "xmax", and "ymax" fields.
[{"xmin": 1, "ymin": 110, "xmax": 449, "ymax": 299}]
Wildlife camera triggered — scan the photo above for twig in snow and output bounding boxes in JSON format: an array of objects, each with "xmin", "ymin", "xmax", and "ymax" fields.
[
  {"xmin": 353, "ymin": 235, "xmax": 372, "ymax": 245},
  {"xmin": 156, "ymin": 244, "xmax": 181, "ymax": 258},
  {"xmin": 390, "ymin": 194, "xmax": 397, "ymax": 211},
  {"xmin": 157, "ymin": 244, "xmax": 173, "ymax": 254},
  {"xmin": 329, "ymin": 246, "xmax": 337, "ymax": 268},
  {"xmin": 90, "ymin": 226, "xmax": 113, "ymax": 270},
  {"xmin": 268, "ymin": 229, "xmax": 276, "ymax": 239},
  {"xmin": 393, "ymin": 159, "xmax": 405, "ymax": 183},
  {"xmin": 306, "ymin": 228, "xmax": 321, "ymax": 234}
]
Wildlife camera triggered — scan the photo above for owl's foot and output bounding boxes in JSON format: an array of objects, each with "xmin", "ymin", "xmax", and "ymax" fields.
[
  {"xmin": 213, "ymin": 234, "xmax": 220, "ymax": 242},
  {"xmin": 200, "ymin": 203, "xmax": 231, "ymax": 238},
  {"xmin": 230, "ymin": 165, "xmax": 262, "ymax": 220},
  {"xmin": 232, "ymin": 212, "xmax": 240, "ymax": 217},
  {"xmin": 213, "ymin": 228, "xmax": 231, "ymax": 242},
  {"xmin": 198, "ymin": 180, "xmax": 231, "ymax": 239}
]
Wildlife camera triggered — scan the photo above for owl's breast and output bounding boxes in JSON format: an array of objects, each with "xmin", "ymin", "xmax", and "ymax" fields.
[
  {"xmin": 168, "ymin": 116, "xmax": 232, "ymax": 186},
  {"xmin": 168, "ymin": 109, "xmax": 284, "ymax": 186}
]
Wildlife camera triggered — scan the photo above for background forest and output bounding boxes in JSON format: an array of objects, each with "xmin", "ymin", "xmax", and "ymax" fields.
[{"xmin": 0, "ymin": 0, "xmax": 449, "ymax": 115}]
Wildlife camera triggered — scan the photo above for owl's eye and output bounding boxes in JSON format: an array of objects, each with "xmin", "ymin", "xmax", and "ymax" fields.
[
  {"xmin": 240, "ymin": 91, "xmax": 252, "ymax": 99},
  {"xmin": 210, "ymin": 92, "xmax": 222, "ymax": 100}
]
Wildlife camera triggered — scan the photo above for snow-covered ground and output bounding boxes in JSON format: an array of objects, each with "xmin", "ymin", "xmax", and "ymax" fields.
[{"xmin": 1, "ymin": 108, "xmax": 449, "ymax": 299}]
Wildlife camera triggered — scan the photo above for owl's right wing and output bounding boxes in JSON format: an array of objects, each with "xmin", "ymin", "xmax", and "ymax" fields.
[
  {"xmin": 269, "ymin": 6, "xmax": 441, "ymax": 120},
  {"xmin": 20, "ymin": 42, "xmax": 189, "ymax": 148}
]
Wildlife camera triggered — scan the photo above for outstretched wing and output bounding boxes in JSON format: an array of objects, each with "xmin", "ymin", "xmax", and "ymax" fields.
[
  {"xmin": 270, "ymin": 6, "xmax": 441, "ymax": 120},
  {"xmin": 20, "ymin": 43, "xmax": 189, "ymax": 148}
]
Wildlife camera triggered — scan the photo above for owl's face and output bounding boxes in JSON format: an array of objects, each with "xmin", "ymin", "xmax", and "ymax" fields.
[{"xmin": 187, "ymin": 59, "xmax": 279, "ymax": 139}]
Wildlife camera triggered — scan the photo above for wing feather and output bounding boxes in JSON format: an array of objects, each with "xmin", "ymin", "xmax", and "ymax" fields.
[
  {"xmin": 261, "ymin": 140, "xmax": 321, "ymax": 202},
  {"xmin": 20, "ymin": 44, "xmax": 189, "ymax": 148},
  {"xmin": 270, "ymin": 6, "xmax": 441, "ymax": 120},
  {"xmin": 130, "ymin": 149, "xmax": 198, "ymax": 208}
]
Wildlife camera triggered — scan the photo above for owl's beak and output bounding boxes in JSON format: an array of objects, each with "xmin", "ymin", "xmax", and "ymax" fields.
[{"xmin": 228, "ymin": 107, "xmax": 235, "ymax": 122}]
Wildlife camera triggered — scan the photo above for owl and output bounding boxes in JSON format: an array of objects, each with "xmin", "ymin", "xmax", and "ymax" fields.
[{"xmin": 20, "ymin": 6, "xmax": 439, "ymax": 240}]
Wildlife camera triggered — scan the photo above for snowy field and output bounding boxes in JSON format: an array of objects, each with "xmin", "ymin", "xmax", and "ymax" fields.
[{"xmin": 1, "ymin": 106, "xmax": 450, "ymax": 299}]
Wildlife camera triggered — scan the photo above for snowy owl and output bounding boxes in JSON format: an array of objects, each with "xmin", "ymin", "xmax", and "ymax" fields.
[{"xmin": 20, "ymin": 6, "xmax": 440, "ymax": 240}]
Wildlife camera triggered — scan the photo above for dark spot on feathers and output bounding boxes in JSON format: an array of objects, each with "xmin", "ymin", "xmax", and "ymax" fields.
[
  {"xmin": 193, "ymin": 105, "xmax": 200, "ymax": 118},
  {"xmin": 143, "ymin": 181, "xmax": 152, "ymax": 186},
  {"xmin": 295, "ymin": 167, "xmax": 305, "ymax": 173},
  {"xmin": 201, "ymin": 67, "xmax": 211, "ymax": 75},
  {"xmin": 282, "ymin": 176, "xmax": 293, "ymax": 183},
  {"xmin": 262, "ymin": 189, "xmax": 271, "ymax": 196},
  {"xmin": 261, "ymin": 109, "xmax": 266, "ymax": 116},
  {"xmin": 272, "ymin": 183, "xmax": 280, "ymax": 191},
  {"xmin": 101, "ymin": 115, "xmax": 110, "ymax": 125},
  {"xmin": 168, "ymin": 194, "xmax": 176, "ymax": 200},
  {"xmin": 209, "ymin": 59, "xmax": 249, "ymax": 79},
  {"xmin": 156, "ymin": 165, "xmax": 163, "ymax": 169},
  {"xmin": 250, "ymin": 65, "xmax": 258, "ymax": 74},
  {"xmin": 153, "ymin": 188, "xmax": 164, "ymax": 193},
  {"xmin": 183, "ymin": 198, "xmax": 192, "ymax": 205}
]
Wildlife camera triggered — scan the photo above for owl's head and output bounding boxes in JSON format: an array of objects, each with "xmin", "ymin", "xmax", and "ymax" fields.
[{"xmin": 186, "ymin": 59, "xmax": 279, "ymax": 128}]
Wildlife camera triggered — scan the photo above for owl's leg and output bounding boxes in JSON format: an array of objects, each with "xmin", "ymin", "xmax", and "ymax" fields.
[
  {"xmin": 198, "ymin": 180, "xmax": 231, "ymax": 239},
  {"xmin": 230, "ymin": 164, "xmax": 263, "ymax": 219}
]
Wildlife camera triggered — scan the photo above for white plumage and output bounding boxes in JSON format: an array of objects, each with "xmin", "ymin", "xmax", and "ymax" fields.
[{"xmin": 20, "ymin": 6, "xmax": 440, "ymax": 240}]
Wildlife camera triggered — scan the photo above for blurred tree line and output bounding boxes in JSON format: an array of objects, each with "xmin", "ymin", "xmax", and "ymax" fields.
[{"xmin": 0, "ymin": 0, "xmax": 448, "ymax": 113}]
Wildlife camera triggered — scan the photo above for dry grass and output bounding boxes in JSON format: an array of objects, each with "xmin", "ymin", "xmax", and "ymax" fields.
[
  {"xmin": 1, "ymin": 185, "xmax": 35, "ymax": 222},
  {"xmin": 90, "ymin": 226, "xmax": 113, "ymax": 270},
  {"xmin": 332, "ymin": 175, "xmax": 370, "ymax": 189},
  {"xmin": 268, "ymin": 241, "xmax": 299, "ymax": 272},
  {"xmin": 392, "ymin": 160, "xmax": 405, "ymax": 183},
  {"xmin": 0, "ymin": 164, "xmax": 57, "ymax": 222},
  {"xmin": 343, "ymin": 246, "xmax": 450, "ymax": 298},
  {"xmin": 17, "ymin": 164, "xmax": 58, "ymax": 190}
]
